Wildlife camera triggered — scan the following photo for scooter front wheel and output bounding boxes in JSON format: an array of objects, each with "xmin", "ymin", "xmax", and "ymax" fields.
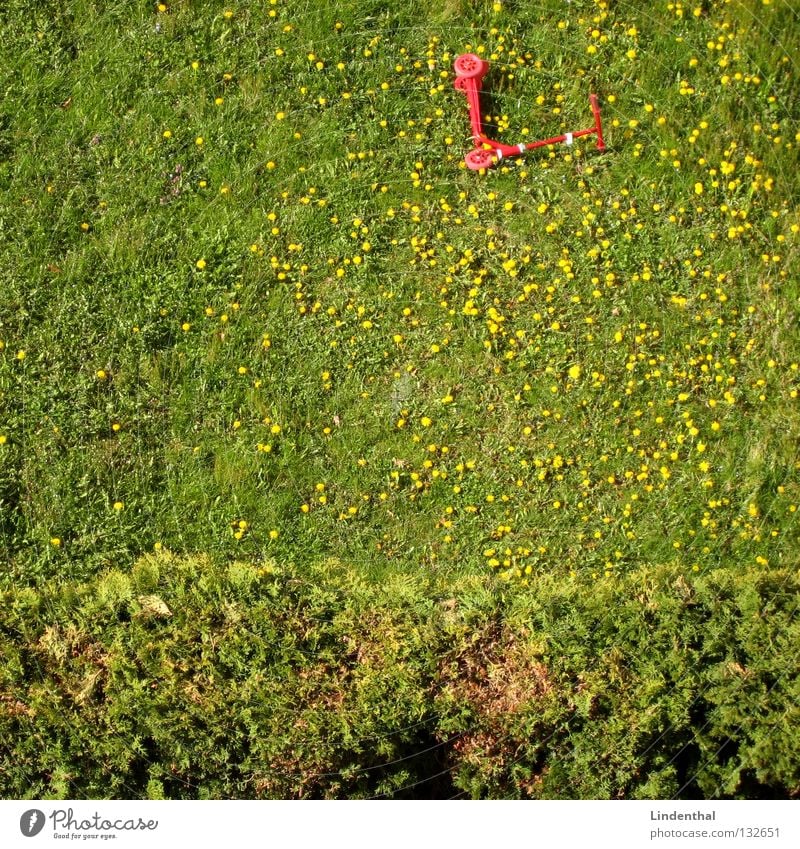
[{"xmin": 465, "ymin": 148, "xmax": 495, "ymax": 171}]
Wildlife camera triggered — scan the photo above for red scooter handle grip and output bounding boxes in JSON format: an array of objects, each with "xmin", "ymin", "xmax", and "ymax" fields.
[{"xmin": 589, "ymin": 94, "xmax": 606, "ymax": 151}]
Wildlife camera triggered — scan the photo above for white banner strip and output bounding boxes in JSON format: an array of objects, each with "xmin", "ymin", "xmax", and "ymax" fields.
[{"xmin": 1, "ymin": 800, "xmax": 797, "ymax": 849}]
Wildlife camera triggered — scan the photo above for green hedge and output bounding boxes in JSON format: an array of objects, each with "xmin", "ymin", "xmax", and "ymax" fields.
[{"xmin": 2, "ymin": 552, "xmax": 798, "ymax": 798}]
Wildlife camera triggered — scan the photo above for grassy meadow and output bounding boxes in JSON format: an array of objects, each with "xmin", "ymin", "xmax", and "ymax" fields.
[{"xmin": 1, "ymin": 0, "xmax": 799, "ymax": 799}]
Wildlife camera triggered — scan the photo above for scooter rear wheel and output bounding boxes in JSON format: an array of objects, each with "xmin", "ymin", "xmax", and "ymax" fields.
[{"xmin": 453, "ymin": 53, "xmax": 487, "ymax": 79}]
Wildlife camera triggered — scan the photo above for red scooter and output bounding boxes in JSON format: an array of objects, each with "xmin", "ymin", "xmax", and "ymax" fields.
[{"xmin": 453, "ymin": 53, "xmax": 606, "ymax": 170}]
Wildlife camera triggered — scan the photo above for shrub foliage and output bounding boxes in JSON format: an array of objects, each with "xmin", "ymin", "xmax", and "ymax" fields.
[{"xmin": 2, "ymin": 551, "xmax": 797, "ymax": 799}]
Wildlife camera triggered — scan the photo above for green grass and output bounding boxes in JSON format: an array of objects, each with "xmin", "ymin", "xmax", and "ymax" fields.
[{"xmin": 1, "ymin": 0, "xmax": 799, "ymax": 798}]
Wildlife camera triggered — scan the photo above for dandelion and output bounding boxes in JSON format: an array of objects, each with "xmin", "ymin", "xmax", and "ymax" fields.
[
  {"xmin": 113, "ymin": 501, "xmax": 124, "ymax": 511},
  {"xmin": 196, "ymin": 258, "xmax": 206, "ymax": 270}
]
